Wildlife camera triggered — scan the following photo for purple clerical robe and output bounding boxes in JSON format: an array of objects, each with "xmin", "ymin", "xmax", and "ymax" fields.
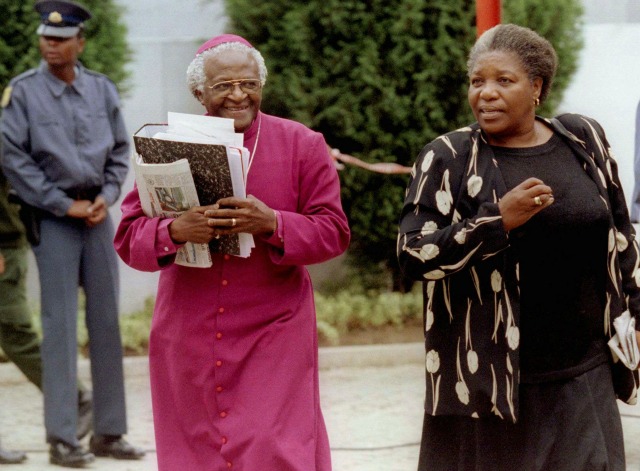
[{"xmin": 115, "ymin": 112, "xmax": 350, "ymax": 470}]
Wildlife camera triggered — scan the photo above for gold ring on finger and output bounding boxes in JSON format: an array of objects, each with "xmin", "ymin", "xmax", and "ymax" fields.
[
  {"xmin": 231, "ymin": 218, "xmax": 237, "ymax": 227},
  {"xmin": 533, "ymin": 196, "xmax": 542, "ymax": 206}
]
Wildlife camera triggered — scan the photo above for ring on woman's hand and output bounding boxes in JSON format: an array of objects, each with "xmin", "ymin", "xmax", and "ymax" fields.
[
  {"xmin": 231, "ymin": 218, "xmax": 237, "ymax": 227},
  {"xmin": 214, "ymin": 233, "xmax": 221, "ymax": 239},
  {"xmin": 533, "ymin": 196, "xmax": 542, "ymax": 206}
]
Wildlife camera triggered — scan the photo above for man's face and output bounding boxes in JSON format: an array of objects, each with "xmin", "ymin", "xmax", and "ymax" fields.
[
  {"xmin": 196, "ymin": 49, "xmax": 262, "ymax": 132},
  {"xmin": 39, "ymin": 34, "xmax": 85, "ymax": 68}
]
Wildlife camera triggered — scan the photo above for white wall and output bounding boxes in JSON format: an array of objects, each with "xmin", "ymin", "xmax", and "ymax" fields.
[
  {"xmin": 581, "ymin": 0, "xmax": 640, "ymax": 23},
  {"xmin": 558, "ymin": 22, "xmax": 640, "ymax": 205},
  {"xmin": 117, "ymin": 0, "xmax": 228, "ymax": 133}
]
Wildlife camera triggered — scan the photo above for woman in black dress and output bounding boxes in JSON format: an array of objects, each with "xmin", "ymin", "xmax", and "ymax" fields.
[{"xmin": 398, "ymin": 24, "xmax": 640, "ymax": 471}]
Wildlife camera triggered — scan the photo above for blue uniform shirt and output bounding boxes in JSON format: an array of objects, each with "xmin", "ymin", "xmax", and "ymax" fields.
[{"xmin": 0, "ymin": 61, "xmax": 129, "ymax": 217}]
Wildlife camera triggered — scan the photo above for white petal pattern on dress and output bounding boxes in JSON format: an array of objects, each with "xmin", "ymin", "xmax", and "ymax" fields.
[
  {"xmin": 426, "ymin": 349, "xmax": 440, "ymax": 373},
  {"xmin": 426, "ymin": 349, "xmax": 442, "ymax": 414},
  {"xmin": 424, "ymin": 269, "xmax": 446, "ymax": 280},
  {"xmin": 467, "ymin": 174, "xmax": 483, "ymax": 198},
  {"xmin": 421, "ymin": 220, "xmax": 438, "ymax": 235},
  {"xmin": 455, "ymin": 337, "xmax": 470, "ymax": 405},
  {"xmin": 616, "ymin": 231, "xmax": 629, "ymax": 252},
  {"xmin": 435, "ymin": 169, "xmax": 453, "ymax": 215},
  {"xmin": 454, "ymin": 228, "xmax": 467, "ymax": 244},
  {"xmin": 420, "ymin": 244, "xmax": 440, "ymax": 260},
  {"xmin": 421, "ymin": 150, "xmax": 435, "ymax": 173},
  {"xmin": 465, "ymin": 299, "xmax": 478, "ymax": 374}
]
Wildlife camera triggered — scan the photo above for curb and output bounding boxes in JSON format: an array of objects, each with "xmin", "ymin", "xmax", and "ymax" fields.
[{"xmin": 319, "ymin": 342, "xmax": 423, "ymax": 370}]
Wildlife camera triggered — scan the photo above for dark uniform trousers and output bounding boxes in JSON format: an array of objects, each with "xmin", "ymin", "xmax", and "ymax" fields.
[{"xmin": 33, "ymin": 213, "xmax": 126, "ymax": 446}]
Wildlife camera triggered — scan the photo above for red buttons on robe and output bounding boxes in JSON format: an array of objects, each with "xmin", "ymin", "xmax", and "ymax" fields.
[
  {"xmin": 216, "ymin": 386, "xmax": 223, "ymax": 393},
  {"xmin": 220, "ymin": 411, "xmax": 227, "ymax": 418},
  {"xmin": 216, "ymin": 360, "xmax": 222, "ymax": 367},
  {"xmin": 222, "ymin": 279, "xmax": 228, "ymax": 286},
  {"xmin": 221, "ymin": 436, "xmax": 227, "ymax": 445},
  {"xmin": 218, "ymin": 307, "xmax": 225, "ymax": 314},
  {"xmin": 216, "ymin": 332, "xmax": 223, "ymax": 340},
  {"xmin": 224, "ymin": 254, "xmax": 230, "ymax": 261},
  {"xmin": 227, "ymin": 462, "xmax": 232, "ymax": 468}
]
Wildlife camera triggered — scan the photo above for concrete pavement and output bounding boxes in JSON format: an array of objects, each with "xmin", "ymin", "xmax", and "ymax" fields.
[{"xmin": 1, "ymin": 343, "xmax": 639, "ymax": 470}]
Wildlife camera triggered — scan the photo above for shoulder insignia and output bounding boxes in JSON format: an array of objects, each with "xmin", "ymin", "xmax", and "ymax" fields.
[
  {"xmin": 3, "ymin": 69, "xmax": 39, "ymax": 107},
  {"xmin": 1, "ymin": 87, "xmax": 12, "ymax": 108}
]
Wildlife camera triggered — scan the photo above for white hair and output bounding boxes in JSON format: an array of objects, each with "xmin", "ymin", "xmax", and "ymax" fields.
[{"xmin": 186, "ymin": 41, "xmax": 268, "ymax": 98}]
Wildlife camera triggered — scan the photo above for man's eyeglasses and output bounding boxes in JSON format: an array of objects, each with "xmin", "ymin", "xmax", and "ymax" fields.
[{"xmin": 206, "ymin": 79, "xmax": 262, "ymax": 95}]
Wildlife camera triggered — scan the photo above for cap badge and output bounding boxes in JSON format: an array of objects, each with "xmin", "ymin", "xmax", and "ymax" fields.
[{"xmin": 48, "ymin": 11, "xmax": 63, "ymax": 23}]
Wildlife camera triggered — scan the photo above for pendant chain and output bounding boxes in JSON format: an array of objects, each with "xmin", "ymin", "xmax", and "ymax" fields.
[{"xmin": 246, "ymin": 114, "xmax": 261, "ymax": 176}]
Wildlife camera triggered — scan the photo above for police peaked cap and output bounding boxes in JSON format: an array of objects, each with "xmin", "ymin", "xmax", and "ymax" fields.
[{"xmin": 35, "ymin": 0, "xmax": 92, "ymax": 38}]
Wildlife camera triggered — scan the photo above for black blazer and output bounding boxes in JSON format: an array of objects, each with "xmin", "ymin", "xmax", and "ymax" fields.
[{"xmin": 398, "ymin": 113, "xmax": 640, "ymax": 421}]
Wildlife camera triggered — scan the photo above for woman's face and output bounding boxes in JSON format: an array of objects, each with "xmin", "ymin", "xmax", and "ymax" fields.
[
  {"xmin": 196, "ymin": 49, "xmax": 262, "ymax": 132},
  {"xmin": 468, "ymin": 50, "xmax": 542, "ymax": 146}
]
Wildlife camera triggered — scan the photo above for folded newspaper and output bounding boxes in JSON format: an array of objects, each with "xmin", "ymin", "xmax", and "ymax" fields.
[
  {"xmin": 608, "ymin": 310, "xmax": 640, "ymax": 370},
  {"xmin": 132, "ymin": 113, "xmax": 255, "ymax": 267}
]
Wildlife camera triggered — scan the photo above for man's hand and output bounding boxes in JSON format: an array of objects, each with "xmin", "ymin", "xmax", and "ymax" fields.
[
  {"xmin": 66, "ymin": 196, "xmax": 108, "ymax": 227},
  {"xmin": 168, "ymin": 206, "xmax": 218, "ymax": 244},
  {"xmin": 85, "ymin": 196, "xmax": 108, "ymax": 227},
  {"xmin": 204, "ymin": 195, "xmax": 276, "ymax": 237},
  {"xmin": 66, "ymin": 199, "xmax": 93, "ymax": 219}
]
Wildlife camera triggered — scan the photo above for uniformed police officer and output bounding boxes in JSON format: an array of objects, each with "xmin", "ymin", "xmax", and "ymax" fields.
[{"xmin": 0, "ymin": 0, "xmax": 143, "ymax": 467}]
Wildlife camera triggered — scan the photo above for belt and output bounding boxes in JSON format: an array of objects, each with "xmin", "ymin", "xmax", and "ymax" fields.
[{"xmin": 63, "ymin": 186, "xmax": 102, "ymax": 201}]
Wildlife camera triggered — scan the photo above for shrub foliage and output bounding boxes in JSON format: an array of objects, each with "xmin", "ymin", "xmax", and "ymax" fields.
[{"xmin": 0, "ymin": 0, "xmax": 131, "ymax": 92}]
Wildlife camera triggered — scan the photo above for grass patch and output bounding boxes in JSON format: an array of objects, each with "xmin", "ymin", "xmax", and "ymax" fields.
[{"xmin": 315, "ymin": 286, "xmax": 422, "ymax": 345}]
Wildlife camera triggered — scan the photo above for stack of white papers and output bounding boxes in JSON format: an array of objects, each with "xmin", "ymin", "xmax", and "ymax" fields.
[
  {"xmin": 132, "ymin": 112, "xmax": 255, "ymax": 264},
  {"xmin": 153, "ymin": 112, "xmax": 245, "ymax": 148},
  {"xmin": 608, "ymin": 311, "xmax": 640, "ymax": 370}
]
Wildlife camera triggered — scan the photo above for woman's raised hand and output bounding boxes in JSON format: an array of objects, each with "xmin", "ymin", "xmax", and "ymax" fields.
[{"xmin": 498, "ymin": 177, "xmax": 554, "ymax": 232}]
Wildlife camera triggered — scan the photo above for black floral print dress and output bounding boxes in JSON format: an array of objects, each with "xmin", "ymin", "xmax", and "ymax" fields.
[{"xmin": 398, "ymin": 114, "xmax": 640, "ymax": 423}]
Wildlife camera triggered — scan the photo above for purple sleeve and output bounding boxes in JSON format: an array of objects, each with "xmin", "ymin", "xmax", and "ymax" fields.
[
  {"xmin": 268, "ymin": 133, "xmax": 350, "ymax": 266},
  {"xmin": 114, "ymin": 184, "xmax": 181, "ymax": 271}
]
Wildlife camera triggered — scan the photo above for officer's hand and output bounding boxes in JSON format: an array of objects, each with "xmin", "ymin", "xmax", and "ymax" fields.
[
  {"xmin": 85, "ymin": 196, "xmax": 107, "ymax": 227},
  {"xmin": 66, "ymin": 200, "xmax": 93, "ymax": 219}
]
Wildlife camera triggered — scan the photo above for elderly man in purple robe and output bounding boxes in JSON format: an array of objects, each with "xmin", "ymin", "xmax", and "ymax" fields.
[{"xmin": 115, "ymin": 34, "xmax": 350, "ymax": 471}]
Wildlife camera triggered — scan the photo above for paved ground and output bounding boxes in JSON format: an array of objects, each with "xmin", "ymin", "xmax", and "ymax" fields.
[{"xmin": 1, "ymin": 343, "xmax": 639, "ymax": 470}]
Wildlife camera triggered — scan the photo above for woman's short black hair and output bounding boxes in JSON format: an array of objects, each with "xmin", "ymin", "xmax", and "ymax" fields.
[{"xmin": 467, "ymin": 24, "xmax": 558, "ymax": 104}]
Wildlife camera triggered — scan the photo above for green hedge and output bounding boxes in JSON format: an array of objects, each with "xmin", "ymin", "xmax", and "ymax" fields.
[{"xmin": 315, "ymin": 288, "xmax": 422, "ymax": 344}]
